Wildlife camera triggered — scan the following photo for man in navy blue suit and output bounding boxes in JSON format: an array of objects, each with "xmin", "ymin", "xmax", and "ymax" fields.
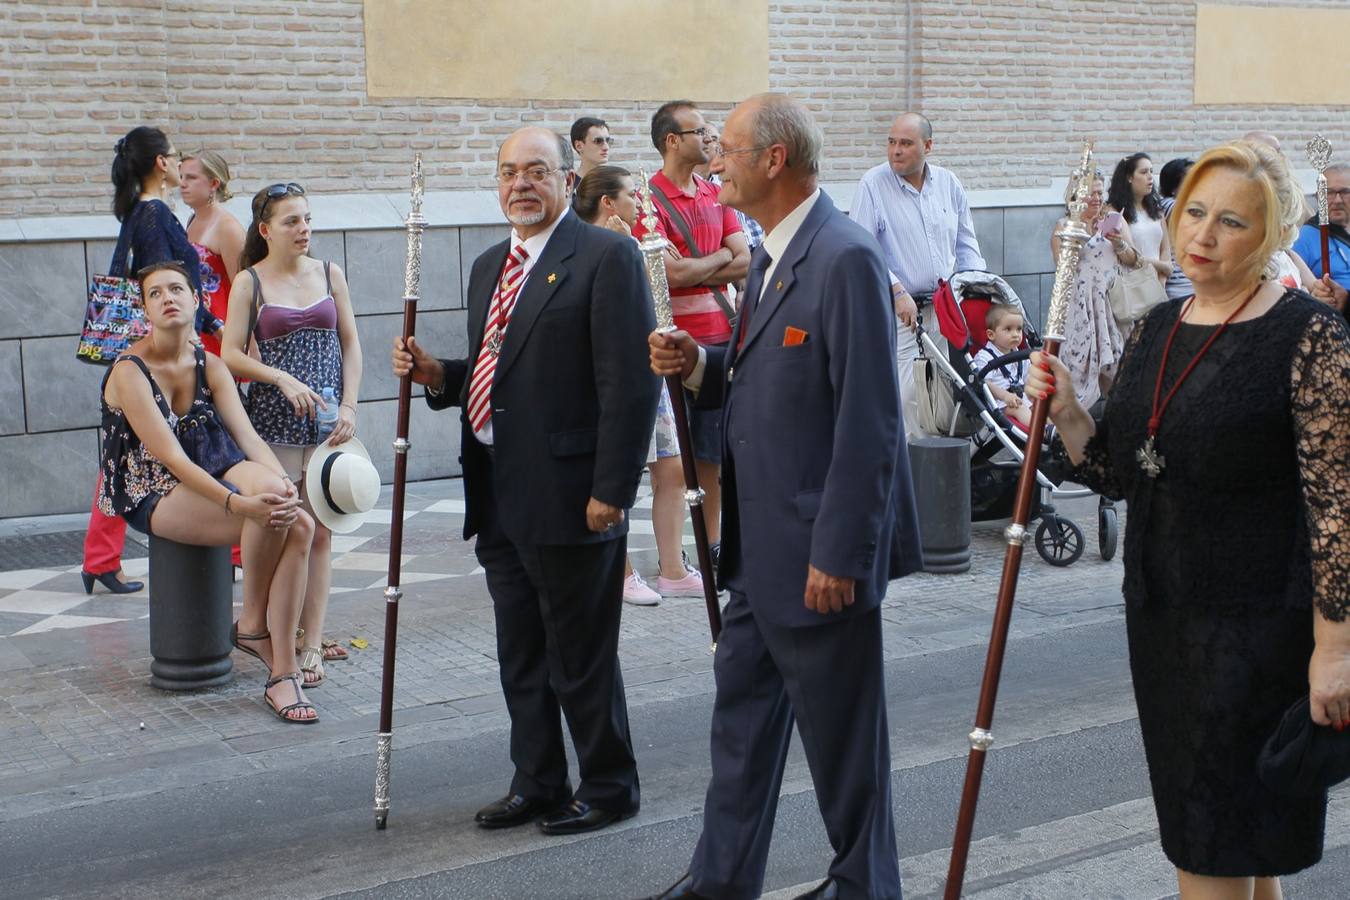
[{"xmin": 646, "ymin": 94, "xmax": 923, "ymax": 900}]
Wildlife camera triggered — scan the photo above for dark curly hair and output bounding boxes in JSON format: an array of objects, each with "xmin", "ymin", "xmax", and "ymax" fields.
[{"xmin": 1108, "ymin": 152, "xmax": 1162, "ymax": 224}]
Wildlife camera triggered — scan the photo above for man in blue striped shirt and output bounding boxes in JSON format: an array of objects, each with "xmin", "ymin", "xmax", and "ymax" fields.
[{"xmin": 851, "ymin": 112, "xmax": 985, "ymax": 438}]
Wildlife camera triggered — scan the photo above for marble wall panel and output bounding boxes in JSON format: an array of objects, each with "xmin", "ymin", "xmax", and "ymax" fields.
[
  {"xmin": 0, "ymin": 340, "xmax": 23, "ymax": 435},
  {"xmin": 1002, "ymin": 206, "xmax": 1064, "ymax": 276},
  {"xmin": 0, "ymin": 242, "xmax": 89, "ymax": 339},
  {"xmin": 22, "ymin": 337, "xmax": 106, "ymax": 431},
  {"xmin": 0, "ymin": 429, "xmax": 98, "ymax": 517},
  {"xmin": 354, "ymin": 309, "xmax": 469, "ymax": 403},
  {"xmin": 343, "ymin": 228, "xmax": 461, "ymax": 316},
  {"xmin": 971, "ymin": 207, "xmax": 1004, "ymax": 276}
]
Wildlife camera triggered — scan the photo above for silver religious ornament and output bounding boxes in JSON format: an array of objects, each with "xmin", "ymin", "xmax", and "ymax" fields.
[
  {"xmin": 485, "ymin": 329, "xmax": 503, "ymax": 357},
  {"xmin": 638, "ymin": 168, "xmax": 676, "ymax": 332},
  {"xmin": 1044, "ymin": 142, "xmax": 1096, "ymax": 341},
  {"xmin": 1307, "ymin": 134, "xmax": 1334, "ymax": 227},
  {"xmin": 1136, "ymin": 436, "xmax": 1165, "ymax": 478}
]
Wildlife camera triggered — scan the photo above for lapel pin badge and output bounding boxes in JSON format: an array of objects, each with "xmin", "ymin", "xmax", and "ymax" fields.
[
  {"xmin": 547, "ymin": 272, "xmax": 557, "ymax": 284},
  {"xmin": 776, "ymin": 280, "xmax": 783, "ymax": 290}
]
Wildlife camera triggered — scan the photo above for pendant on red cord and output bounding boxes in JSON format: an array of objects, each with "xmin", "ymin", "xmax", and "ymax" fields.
[{"xmin": 1137, "ymin": 287, "xmax": 1260, "ymax": 478}]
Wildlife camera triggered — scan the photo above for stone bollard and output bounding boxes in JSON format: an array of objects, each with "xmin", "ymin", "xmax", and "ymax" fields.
[
  {"xmin": 908, "ymin": 437, "xmax": 972, "ymax": 573},
  {"xmin": 147, "ymin": 537, "xmax": 234, "ymax": 691}
]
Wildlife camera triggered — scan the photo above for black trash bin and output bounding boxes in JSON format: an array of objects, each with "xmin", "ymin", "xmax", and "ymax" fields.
[
  {"xmin": 147, "ymin": 537, "xmax": 234, "ymax": 690},
  {"xmin": 908, "ymin": 436, "xmax": 972, "ymax": 573}
]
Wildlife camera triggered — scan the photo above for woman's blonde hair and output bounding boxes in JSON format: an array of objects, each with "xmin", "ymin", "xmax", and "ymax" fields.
[
  {"xmin": 181, "ymin": 149, "xmax": 233, "ymax": 202},
  {"xmin": 1168, "ymin": 141, "xmax": 1307, "ymax": 285}
]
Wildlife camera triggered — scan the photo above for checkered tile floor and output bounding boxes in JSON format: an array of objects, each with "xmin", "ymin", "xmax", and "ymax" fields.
[{"xmin": 0, "ymin": 484, "xmax": 666, "ymax": 638}]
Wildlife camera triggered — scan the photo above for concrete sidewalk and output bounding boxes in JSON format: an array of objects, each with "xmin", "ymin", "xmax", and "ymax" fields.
[{"xmin": 0, "ymin": 476, "xmax": 1121, "ymax": 788}]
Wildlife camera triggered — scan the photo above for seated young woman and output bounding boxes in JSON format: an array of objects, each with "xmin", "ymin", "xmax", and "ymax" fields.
[{"xmin": 96, "ymin": 261, "xmax": 319, "ymax": 723}]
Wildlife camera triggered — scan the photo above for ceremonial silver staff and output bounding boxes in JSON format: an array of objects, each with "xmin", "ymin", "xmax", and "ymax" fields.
[
  {"xmin": 943, "ymin": 143, "xmax": 1095, "ymax": 899},
  {"xmin": 374, "ymin": 154, "xmax": 426, "ymax": 830},
  {"xmin": 638, "ymin": 168, "xmax": 722, "ymax": 646},
  {"xmin": 1306, "ymin": 134, "xmax": 1334, "ymax": 279}
]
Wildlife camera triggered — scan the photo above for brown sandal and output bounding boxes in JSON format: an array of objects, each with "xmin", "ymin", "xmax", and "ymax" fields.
[{"xmin": 264, "ymin": 673, "xmax": 318, "ymax": 724}]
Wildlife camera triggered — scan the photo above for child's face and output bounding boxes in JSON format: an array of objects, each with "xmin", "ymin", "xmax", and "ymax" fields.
[{"xmin": 987, "ymin": 313, "xmax": 1024, "ymax": 352}]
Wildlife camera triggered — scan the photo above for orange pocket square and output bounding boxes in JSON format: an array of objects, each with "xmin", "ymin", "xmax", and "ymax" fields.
[{"xmin": 783, "ymin": 327, "xmax": 809, "ymax": 347}]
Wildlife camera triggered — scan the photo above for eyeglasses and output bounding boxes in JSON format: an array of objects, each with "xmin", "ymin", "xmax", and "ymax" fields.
[
  {"xmin": 495, "ymin": 167, "xmax": 564, "ymax": 186},
  {"xmin": 1328, "ymin": 188, "xmax": 1350, "ymax": 200},
  {"xmin": 590, "ymin": 136, "xmax": 614, "ymax": 146},
  {"xmin": 674, "ymin": 127, "xmax": 712, "ymax": 139}
]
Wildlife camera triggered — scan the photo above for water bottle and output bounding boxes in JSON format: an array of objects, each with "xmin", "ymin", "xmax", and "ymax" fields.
[{"xmin": 316, "ymin": 386, "xmax": 339, "ymax": 444}]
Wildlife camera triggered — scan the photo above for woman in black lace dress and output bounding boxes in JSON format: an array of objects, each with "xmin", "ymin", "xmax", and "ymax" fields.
[{"xmin": 1028, "ymin": 141, "xmax": 1350, "ymax": 900}]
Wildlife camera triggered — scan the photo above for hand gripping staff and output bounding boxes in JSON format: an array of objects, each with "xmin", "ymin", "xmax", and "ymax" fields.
[
  {"xmin": 1306, "ymin": 134, "xmax": 1334, "ymax": 278},
  {"xmin": 638, "ymin": 168, "xmax": 722, "ymax": 648},
  {"xmin": 374, "ymin": 154, "xmax": 425, "ymax": 830},
  {"xmin": 942, "ymin": 143, "xmax": 1095, "ymax": 897}
]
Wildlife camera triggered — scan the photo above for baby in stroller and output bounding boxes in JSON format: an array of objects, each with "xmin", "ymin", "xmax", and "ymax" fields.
[{"xmin": 972, "ymin": 303, "xmax": 1031, "ymax": 430}]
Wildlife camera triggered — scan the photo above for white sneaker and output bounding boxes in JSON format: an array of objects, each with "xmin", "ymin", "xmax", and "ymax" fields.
[{"xmin": 622, "ymin": 572, "xmax": 661, "ymax": 606}]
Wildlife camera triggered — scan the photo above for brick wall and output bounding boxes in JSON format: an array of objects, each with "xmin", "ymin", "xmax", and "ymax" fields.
[{"xmin": 4, "ymin": 0, "xmax": 1345, "ymax": 219}]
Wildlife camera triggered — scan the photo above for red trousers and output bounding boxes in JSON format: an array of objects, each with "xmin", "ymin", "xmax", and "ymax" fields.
[{"xmin": 83, "ymin": 476, "xmax": 126, "ymax": 575}]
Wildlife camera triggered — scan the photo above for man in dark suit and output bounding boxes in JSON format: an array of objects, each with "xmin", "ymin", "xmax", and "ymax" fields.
[
  {"xmin": 392, "ymin": 126, "xmax": 658, "ymax": 835},
  {"xmin": 646, "ymin": 94, "xmax": 923, "ymax": 899}
]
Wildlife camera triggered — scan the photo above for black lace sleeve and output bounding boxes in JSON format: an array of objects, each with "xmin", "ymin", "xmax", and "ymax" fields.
[
  {"xmin": 1291, "ymin": 310, "xmax": 1350, "ymax": 622},
  {"xmin": 1061, "ymin": 320, "xmax": 1148, "ymax": 500}
]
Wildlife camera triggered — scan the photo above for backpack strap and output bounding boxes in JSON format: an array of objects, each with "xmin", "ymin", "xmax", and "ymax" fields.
[
  {"xmin": 323, "ymin": 259, "xmax": 333, "ymax": 296},
  {"xmin": 647, "ymin": 180, "xmax": 738, "ymax": 324}
]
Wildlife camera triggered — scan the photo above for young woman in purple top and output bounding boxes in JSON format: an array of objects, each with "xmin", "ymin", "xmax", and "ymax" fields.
[{"xmin": 222, "ymin": 183, "xmax": 363, "ymax": 687}]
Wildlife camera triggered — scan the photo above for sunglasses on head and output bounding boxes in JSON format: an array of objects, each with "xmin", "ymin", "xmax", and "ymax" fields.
[
  {"xmin": 260, "ymin": 182, "xmax": 306, "ymax": 216},
  {"xmin": 265, "ymin": 182, "xmax": 305, "ymax": 198}
]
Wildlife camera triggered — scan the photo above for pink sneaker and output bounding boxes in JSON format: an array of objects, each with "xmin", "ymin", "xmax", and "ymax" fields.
[
  {"xmin": 657, "ymin": 566, "xmax": 704, "ymax": 597},
  {"xmin": 623, "ymin": 572, "xmax": 661, "ymax": 607}
]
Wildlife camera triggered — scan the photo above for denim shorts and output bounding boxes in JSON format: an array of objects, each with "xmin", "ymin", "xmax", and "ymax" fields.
[
  {"xmin": 685, "ymin": 392, "xmax": 722, "ymax": 465},
  {"xmin": 122, "ymin": 478, "xmax": 239, "ymax": 536}
]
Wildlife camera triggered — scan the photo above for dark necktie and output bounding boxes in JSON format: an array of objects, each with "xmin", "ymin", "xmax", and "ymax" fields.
[{"xmin": 736, "ymin": 246, "xmax": 773, "ymax": 352}]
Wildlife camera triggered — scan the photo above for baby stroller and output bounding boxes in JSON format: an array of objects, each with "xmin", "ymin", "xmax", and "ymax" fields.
[{"xmin": 913, "ymin": 270, "xmax": 1119, "ymax": 566}]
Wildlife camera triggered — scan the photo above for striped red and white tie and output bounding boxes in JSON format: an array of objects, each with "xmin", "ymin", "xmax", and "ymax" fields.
[{"xmin": 466, "ymin": 244, "xmax": 529, "ymax": 432}]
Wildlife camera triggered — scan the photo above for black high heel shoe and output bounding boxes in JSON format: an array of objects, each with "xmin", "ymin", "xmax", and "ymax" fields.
[{"xmin": 81, "ymin": 571, "xmax": 144, "ymax": 595}]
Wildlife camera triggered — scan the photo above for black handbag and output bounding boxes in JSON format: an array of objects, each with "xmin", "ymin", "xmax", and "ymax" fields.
[
  {"xmin": 177, "ymin": 405, "xmax": 246, "ymax": 477},
  {"xmin": 1257, "ymin": 696, "xmax": 1350, "ymax": 797}
]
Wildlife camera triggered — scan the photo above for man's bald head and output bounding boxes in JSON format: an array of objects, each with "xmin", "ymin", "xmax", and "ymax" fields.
[
  {"xmin": 893, "ymin": 112, "xmax": 933, "ymax": 141},
  {"xmin": 887, "ymin": 112, "xmax": 933, "ymax": 181}
]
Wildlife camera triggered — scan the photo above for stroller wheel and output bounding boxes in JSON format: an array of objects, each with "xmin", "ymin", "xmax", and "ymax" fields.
[
  {"xmin": 1035, "ymin": 516, "xmax": 1084, "ymax": 567},
  {"xmin": 1098, "ymin": 500, "xmax": 1119, "ymax": 562}
]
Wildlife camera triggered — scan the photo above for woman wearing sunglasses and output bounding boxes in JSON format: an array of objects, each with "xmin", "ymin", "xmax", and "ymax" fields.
[{"xmin": 222, "ymin": 182, "xmax": 364, "ymax": 688}]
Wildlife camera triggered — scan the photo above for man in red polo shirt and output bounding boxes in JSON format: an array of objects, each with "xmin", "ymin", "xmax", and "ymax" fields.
[{"xmin": 634, "ymin": 100, "xmax": 750, "ymax": 560}]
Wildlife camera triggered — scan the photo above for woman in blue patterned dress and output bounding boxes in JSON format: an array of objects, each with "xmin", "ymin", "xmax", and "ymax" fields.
[{"xmin": 222, "ymin": 183, "xmax": 363, "ymax": 687}]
